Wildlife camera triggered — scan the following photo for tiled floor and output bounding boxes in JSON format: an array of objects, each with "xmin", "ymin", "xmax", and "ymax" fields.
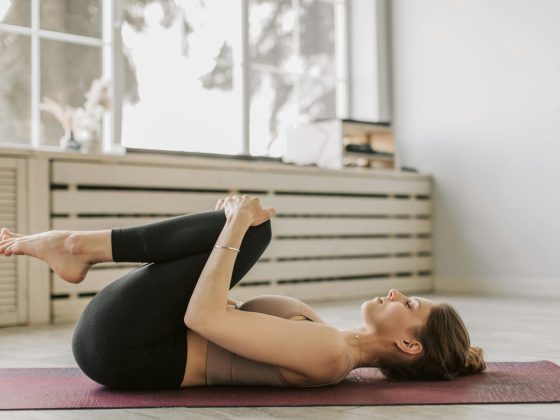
[{"xmin": 1, "ymin": 293, "xmax": 559, "ymax": 419}]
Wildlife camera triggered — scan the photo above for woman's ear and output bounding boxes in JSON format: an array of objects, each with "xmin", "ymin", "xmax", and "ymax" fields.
[{"xmin": 396, "ymin": 338, "xmax": 423, "ymax": 356}]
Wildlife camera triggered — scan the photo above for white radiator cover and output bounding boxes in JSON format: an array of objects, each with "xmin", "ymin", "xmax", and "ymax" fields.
[{"xmin": 49, "ymin": 158, "xmax": 433, "ymax": 324}]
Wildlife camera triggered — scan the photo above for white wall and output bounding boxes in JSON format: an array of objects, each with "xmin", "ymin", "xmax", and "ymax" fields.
[{"xmin": 391, "ymin": 0, "xmax": 560, "ymax": 297}]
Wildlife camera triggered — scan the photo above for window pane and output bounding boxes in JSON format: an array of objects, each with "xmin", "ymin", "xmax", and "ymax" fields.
[
  {"xmin": 249, "ymin": 0, "xmax": 338, "ymax": 157},
  {"xmin": 40, "ymin": 0, "xmax": 101, "ymax": 38},
  {"xmin": 0, "ymin": 32, "xmax": 30, "ymax": 144},
  {"xmin": 249, "ymin": 0, "xmax": 295, "ymax": 71},
  {"xmin": 0, "ymin": 0, "xmax": 30, "ymax": 26},
  {"xmin": 299, "ymin": 75, "xmax": 336, "ymax": 122},
  {"xmin": 249, "ymin": 70, "xmax": 297, "ymax": 157},
  {"xmin": 40, "ymin": 39, "xmax": 101, "ymax": 145},
  {"xmin": 300, "ymin": 0, "xmax": 335, "ymax": 78},
  {"xmin": 120, "ymin": 0, "xmax": 242, "ymax": 154}
]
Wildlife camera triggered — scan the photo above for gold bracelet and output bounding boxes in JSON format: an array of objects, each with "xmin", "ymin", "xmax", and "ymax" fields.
[{"xmin": 214, "ymin": 245, "xmax": 240, "ymax": 253}]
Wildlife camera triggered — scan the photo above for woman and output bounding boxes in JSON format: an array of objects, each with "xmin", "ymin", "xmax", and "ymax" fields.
[{"xmin": 0, "ymin": 195, "xmax": 485, "ymax": 390}]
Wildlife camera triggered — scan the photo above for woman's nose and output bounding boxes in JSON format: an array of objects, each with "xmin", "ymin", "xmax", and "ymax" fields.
[{"xmin": 387, "ymin": 289, "xmax": 404, "ymax": 301}]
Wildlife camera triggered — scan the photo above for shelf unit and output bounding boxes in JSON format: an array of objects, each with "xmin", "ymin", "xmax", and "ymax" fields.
[{"xmin": 284, "ymin": 118, "xmax": 397, "ymax": 170}]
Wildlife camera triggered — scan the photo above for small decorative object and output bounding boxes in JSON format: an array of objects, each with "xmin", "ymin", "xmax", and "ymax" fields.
[
  {"xmin": 40, "ymin": 78, "xmax": 112, "ymax": 153},
  {"xmin": 60, "ymin": 131, "xmax": 82, "ymax": 152}
]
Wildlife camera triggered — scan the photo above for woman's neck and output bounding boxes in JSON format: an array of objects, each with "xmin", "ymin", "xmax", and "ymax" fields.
[{"xmin": 339, "ymin": 326, "xmax": 389, "ymax": 370}]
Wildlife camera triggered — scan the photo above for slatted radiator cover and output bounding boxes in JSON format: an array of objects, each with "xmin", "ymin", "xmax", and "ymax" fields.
[
  {"xmin": 0, "ymin": 157, "xmax": 26, "ymax": 326},
  {"xmin": 50, "ymin": 160, "xmax": 432, "ymax": 324}
]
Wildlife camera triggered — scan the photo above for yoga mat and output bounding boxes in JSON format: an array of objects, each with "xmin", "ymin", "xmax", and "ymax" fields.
[{"xmin": 1, "ymin": 361, "xmax": 559, "ymax": 410}]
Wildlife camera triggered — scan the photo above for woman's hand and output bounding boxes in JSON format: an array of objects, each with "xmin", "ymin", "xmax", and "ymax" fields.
[{"xmin": 215, "ymin": 195, "xmax": 276, "ymax": 227}]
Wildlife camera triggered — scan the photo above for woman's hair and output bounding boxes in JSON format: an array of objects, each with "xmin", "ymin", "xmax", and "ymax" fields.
[{"xmin": 378, "ymin": 303, "xmax": 486, "ymax": 381}]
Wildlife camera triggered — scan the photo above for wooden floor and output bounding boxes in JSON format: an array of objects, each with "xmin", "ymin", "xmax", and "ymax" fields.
[{"xmin": 1, "ymin": 293, "xmax": 559, "ymax": 419}]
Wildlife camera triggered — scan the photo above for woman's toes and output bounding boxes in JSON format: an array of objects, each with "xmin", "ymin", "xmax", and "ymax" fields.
[
  {"xmin": 3, "ymin": 240, "xmax": 25, "ymax": 256},
  {"xmin": 0, "ymin": 239, "xmax": 16, "ymax": 254},
  {"xmin": 0, "ymin": 238, "xmax": 23, "ymax": 257},
  {"xmin": 1, "ymin": 228, "xmax": 22, "ymax": 239},
  {"xmin": 9, "ymin": 242, "xmax": 23, "ymax": 255},
  {"xmin": 4, "ymin": 228, "xmax": 22, "ymax": 237},
  {"xmin": 3, "ymin": 244, "xmax": 14, "ymax": 256}
]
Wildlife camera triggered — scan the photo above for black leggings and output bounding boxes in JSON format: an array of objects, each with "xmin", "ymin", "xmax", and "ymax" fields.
[{"xmin": 71, "ymin": 209, "xmax": 272, "ymax": 390}]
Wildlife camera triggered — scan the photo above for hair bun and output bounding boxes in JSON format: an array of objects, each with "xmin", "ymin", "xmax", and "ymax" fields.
[{"xmin": 464, "ymin": 346, "xmax": 486, "ymax": 374}]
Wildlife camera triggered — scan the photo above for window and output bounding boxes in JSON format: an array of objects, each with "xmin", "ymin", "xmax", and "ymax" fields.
[
  {"xmin": 119, "ymin": 0, "xmax": 344, "ymax": 157},
  {"xmin": 119, "ymin": 0, "xmax": 244, "ymax": 155},
  {"xmin": 247, "ymin": 0, "xmax": 339, "ymax": 157},
  {"xmin": 0, "ymin": 0, "xmax": 389, "ymax": 157},
  {"xmin": 0, "ymin": 0, "xmax": 112, "ymax": 148}
]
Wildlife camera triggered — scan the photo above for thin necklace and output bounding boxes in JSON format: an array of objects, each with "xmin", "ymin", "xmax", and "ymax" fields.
[{"xmin": 354, "ymin": 327, "xmax": 361, "ymax": 368}]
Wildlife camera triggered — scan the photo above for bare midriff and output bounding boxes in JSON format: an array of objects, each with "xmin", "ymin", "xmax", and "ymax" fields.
[
  {"xmin": 180, "ymin": 312, "xmax": 314, "ymax": 387},
  {"xmin": 181, "ymin": 328, "xmax": 208, "ymax": 387}
]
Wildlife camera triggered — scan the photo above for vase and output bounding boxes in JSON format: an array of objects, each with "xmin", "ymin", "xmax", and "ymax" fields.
[
  {"xmin": 60, "ymin": 131, "xmax": 82, "ymax": 152},
  {"xmin": 75, "ymin": 128, "xmax": 101, "ymax": 154}
]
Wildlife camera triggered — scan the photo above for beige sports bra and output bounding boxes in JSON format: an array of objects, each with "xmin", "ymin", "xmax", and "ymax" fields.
[{"xmin": 205, "ymin": 294, "xmax": 353, "ymax": 387}]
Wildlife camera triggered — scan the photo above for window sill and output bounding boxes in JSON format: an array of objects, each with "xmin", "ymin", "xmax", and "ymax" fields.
[
  {"xmin": 0, "ymin": 143, "xmax": 428, "ymax": 180},
  {"xmin": 126, "ymin": 147, "xmax": 282, "ymax": 164}
]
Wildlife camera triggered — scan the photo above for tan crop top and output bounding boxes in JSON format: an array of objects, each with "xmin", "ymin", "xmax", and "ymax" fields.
[{"xmin": 205, "ymin": 294, "xmax": 353, "ymax": 387}]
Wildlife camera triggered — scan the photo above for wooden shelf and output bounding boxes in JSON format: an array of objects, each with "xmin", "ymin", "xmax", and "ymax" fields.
[{"xmin": 344, "ymin": 152, "xmax": 395, "ymax": 162}]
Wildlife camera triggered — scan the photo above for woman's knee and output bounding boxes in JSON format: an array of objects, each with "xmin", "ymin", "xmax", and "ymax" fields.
[{"xmin": 246, "ymin": 219, "xmax": 272, "ymax": 250}]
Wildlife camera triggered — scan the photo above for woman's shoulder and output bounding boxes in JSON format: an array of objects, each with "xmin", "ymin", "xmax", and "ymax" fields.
[{"xmin": 235, "ymin": 294, "xmax": 326, "ymax": 323}]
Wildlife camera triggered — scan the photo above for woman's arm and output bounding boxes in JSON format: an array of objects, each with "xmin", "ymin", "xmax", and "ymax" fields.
[
  {"xmin": 184, "ymin": 195, "xmax": 274, "ymax": 328},
  {"xmin": 184, "ymin": 196, "xmax": 346, "ymax": 379},
  {"xmin": 184, "ymin": 214, "xmax": 251, "ymax": 326}
]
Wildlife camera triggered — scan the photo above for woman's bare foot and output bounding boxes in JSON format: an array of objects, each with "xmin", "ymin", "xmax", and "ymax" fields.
[{"xmin": 0, "ymin": 228, "xmax": 92, "ymax": 284}]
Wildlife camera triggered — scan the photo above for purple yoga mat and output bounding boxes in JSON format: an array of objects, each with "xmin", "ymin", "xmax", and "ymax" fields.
[{"xmin": 1, "ymin": 361, "xmax": 559, "ymax": 410}]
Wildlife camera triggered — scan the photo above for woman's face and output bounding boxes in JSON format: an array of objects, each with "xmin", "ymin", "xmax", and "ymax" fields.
[{"xmin": 361, "ymin": 289, "xmax": 436, "ymax": 343}]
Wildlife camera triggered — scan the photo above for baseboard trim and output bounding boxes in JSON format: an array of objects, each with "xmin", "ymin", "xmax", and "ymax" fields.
[{"xmin": 434, "ymin": 277, "xmax": 560, "ymax": 299}]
